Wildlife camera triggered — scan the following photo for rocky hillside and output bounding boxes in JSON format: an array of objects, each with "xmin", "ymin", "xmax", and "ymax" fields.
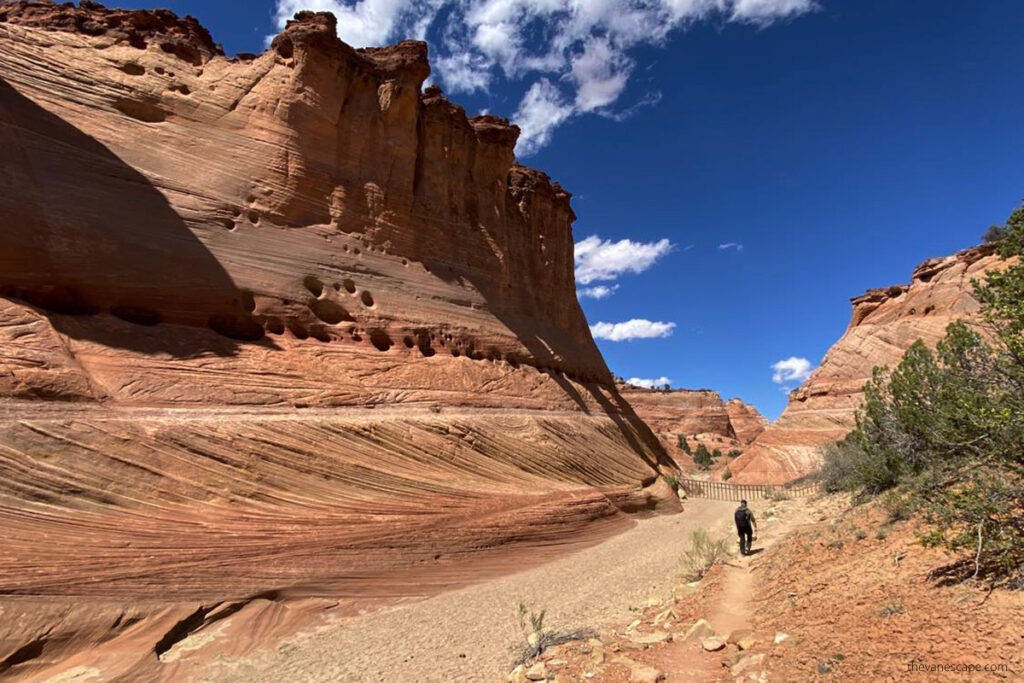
[
  {"xmin": 731, "ymin": 244, "xmax": 1005, "ymax": 483},
  {"xmin": 617, "ymin": 384, "xmax": 767, "ymax": 472},
  {"xmin": 0, "ymin": 3, "xmax": 678, "ymax": 679}
]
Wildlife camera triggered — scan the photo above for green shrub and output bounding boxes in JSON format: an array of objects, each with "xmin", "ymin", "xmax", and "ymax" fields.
[
  {"xmin": 681, "ymin": 529, "xmax": 731, "ymax": 581},
  {"xmin": 722, "ymin": 467, "xmax": 733, "ymax": 481},
  {"xmin": 727, "ymin": 449, "xmax": 742, "ymax": 458},
  {"xmin": 677, "ymin": 436, "xmax": 692, "ymax": 454},
  {"xmin": 712, "ymin": 448, "xmax": 723, "ymax": 461},
  {"xmin": 854, "ymin": 528, "xmax": 867, "ymax": 541},
  {"xmin": 664, "ymin": 474, "xmax": 680, "ymax": 492},
  {"xmin": 819, "ymin": 204, "xmax": 1024, "ymax": 583},
  {"xmin": 693, "ymin": 443, "xmax": 713, "ymax": 469}
]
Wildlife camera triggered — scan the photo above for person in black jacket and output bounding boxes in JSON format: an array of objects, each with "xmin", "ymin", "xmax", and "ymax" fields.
[{"xmin": 735, "ymin": 499, "xmax": 758, "ymax": 555}]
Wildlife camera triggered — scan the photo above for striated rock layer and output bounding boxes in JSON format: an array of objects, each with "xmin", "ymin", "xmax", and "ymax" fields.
[
  {"xmin": 617, "ymin": 383, "xmax": 766, "ymax": 472},
  {"xmin": 731, "ymin": 244, "xmax": 1005, "ymax": 484},
  {"xmin": 0, "ymin": 3, "xmax": 678, "ymax": 679}
]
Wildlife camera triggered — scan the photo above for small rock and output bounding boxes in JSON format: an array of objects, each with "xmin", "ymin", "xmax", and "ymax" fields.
[
  {"xmin": 731, "ymin": 653, "xmax": 766, "ymax": 677},
  {"xmin": 727, "ymin": 628, "xmax": 758, "ymax": 650},
  {"xmin": 701, "ymin": 636, "xmax": 727, "ymax": 652},
  {"xmin": 652, "ymin": 607, "xmax": 672, "ymax": 626},
  {"xmin": 629, "ymin": 631, "xmax": 671, "ymax": 646},
  {"xmin": 525, "ymin": 661, "xmax": 548, "ymax": 681},
  {"xmin": 773, "ymin": 632, "xmax": 790, "ymax": 645},
  {"xmin": 681, "ymin": 619, "xmax": 717, "ymax": 641},
  {"xmin": 625, "ymin": 619, "xmax": 642, "ymax": 633},
  {"xmin": 629, "ymin": 664, "xmax": 666, "ymax": 683},
  {"xmin": 508, "ymin": 664, "xmax": 527, "ymax": 683},
  {"xmin": 548, "ymin": 659, "xmax": 567, "ymax": 668},
  {"xmin": 583, "ymin": 674, "xmax": 595, "ymax": 680}
]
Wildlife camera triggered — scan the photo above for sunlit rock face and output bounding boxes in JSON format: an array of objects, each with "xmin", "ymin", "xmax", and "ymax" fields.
[
  {"xmin": 731, "ymin": 244, "xmax": 1004, "ymax": 484},
  {"xmin": 0, "ymin": 3, "xmax": 678, "ymax": 678},
  {"xmin": 617, "ymin": 384, "xmax": 767, "ymax": 473}
]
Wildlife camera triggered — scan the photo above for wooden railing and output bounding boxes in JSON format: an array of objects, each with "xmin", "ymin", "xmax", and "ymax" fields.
[{"xmin": 678, "ymin": 478, "xmax": 820, "ymax": 501}]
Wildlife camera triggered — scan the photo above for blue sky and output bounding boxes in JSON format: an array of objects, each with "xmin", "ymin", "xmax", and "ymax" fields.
[{"xmin": 117, "ymin": 0, "xmax": 1023, "ymax": 418}]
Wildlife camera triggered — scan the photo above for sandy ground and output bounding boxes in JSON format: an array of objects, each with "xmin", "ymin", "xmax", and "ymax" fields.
[{"xmin": 202, "ymin": 499, "xmax": 737, "ymax": 682}]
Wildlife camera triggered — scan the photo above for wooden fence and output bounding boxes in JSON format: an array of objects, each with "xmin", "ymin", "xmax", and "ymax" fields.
[{"xmin": 678, "ymin": 478, "xmax": 820, "ymax": 501}]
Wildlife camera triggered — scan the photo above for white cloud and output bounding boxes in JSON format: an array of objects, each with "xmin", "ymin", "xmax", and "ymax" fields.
[
  {"xmin": 513, "ymin": 79, "xmax": 575, "ymax": 157},
  {"xmin": 578, "ymin": 284, "xmax": 620, "ymax": 299},
  {"xmin": 434, "ymin": 51, "xmax": 493, "ymax": 94},
  {"xmin": 272, "ymin": 0, "xmax": 410, "ymax": 48},
  {"xmin": 772, "ymin": 356, "xmax": 814, "ymax": 384},
  {"xmin": 718, "ymin": 242, "xmax": 744, "ymax": 251},
  {"xmin": 575, "ymin": 236, "xmax": 673, "ymax": 285},
  {"xmin": 590, "ymin": 319, "xmax": 676, "ymax": 341},
  {"xmin": 627, "ymin": 376, "xmax": 673, "ymax": 389},
  {"xmin": 571, "ymin": 37, "xmax": 633, "ymax": 112},
  {"xmin": 271, "ymin": 0, "xmax": 816, "ymax": 155},
  {"xmin": 731, "ymin": 0, "xmax": 817, "ymax": 23}
]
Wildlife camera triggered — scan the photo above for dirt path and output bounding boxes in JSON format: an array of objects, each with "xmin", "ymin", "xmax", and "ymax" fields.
[
  {"xmin": 642, "ymin": 497, "xmax": 820, "ymax": 682},
  {"xmin": 200, "ymin": 499, "xmax": 737, "ymax": 683}
]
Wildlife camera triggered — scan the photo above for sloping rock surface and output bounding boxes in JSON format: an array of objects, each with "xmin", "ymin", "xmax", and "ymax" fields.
[
  {"xmin": 731, "ymin": 245, "xmax": 1004, "ymax": 483},
  {"xmin": 0, "ymin": 3, "xmax": 677, "ymax": 679}
]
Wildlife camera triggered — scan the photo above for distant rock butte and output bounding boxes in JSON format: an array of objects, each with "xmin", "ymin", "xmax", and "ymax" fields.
[
  {"xmin": 0, "ymin": 4, "xmax": 678, "ymax": 679},
  {"xmin": 731, "ymin": 244, "xmax": 1005, "ymax": 484},
  {"xmin": 617, "ymin": 384, "xmax": 767, "ymax": 472}
]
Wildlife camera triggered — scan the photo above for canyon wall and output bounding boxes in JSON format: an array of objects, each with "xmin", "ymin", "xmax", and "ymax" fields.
[
  {"xmin": 617, "ymin": 384, "xmax": 767, "ymax": 473},
  {"xmin": 0, "ymin": 3, "xmax": 678, "ymax": 679},
  {"xmin": 730, "ymin": 244, "xmax": 1004, "ymax": 484}
]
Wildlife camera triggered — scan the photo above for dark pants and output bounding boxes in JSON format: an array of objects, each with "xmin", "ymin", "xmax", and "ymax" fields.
[{"xmin": 737, "ymin": 524, "xmax": 753, "ymax": 555}]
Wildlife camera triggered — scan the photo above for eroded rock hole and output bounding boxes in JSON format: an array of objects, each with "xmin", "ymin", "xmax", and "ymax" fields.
[
  {"xmin": 303, "ymin": 276, "xmax": 324, "ymax": 298},
  {"xmin": 114, "ymin": 98, "xmax": 167, "ymax": 123},
  {"xmin": 309, "ymin": 325, "xmax": 331, "ymax": 343},
  {"xmin": 360, "ymin": 291, "xmax": 374, "ymax": 307},
  {"xmin": 287, "ymin": 322, "xmax": 309, "ymax": 340},
  {"xmin": 415, "ymin": 331, "xmax": 435, "ymax": 357},
  {"xmin": 342, "ymin": 279, "xmax": 356, "ymax": 294},
  {"xmin": 403, "ymin": 336, "xmax": 414, "ymax": 349},
  {"xmin": 208, "ymin": 314, "xmax": 264, "ymax": 341},
  {"xmin": 247, "ymin": 210, "xmax": 260, "ymax": 225},
  {"xmin": 120, "ymin": 63, "xmax": 145, "ymax": 76},
  {"xmin": 311, "ymin": 299, "xmax": 353, "ymax": 325},
  {"xmin": 370, "ymin": 330, "xmax": 392, "ymax": 351},
  {"xmin": 22, "ymin": 287, "xmax": 96, "ymax": 315},
  {"xmin": 264, "ymin": 318, "xmax": 285, "ymax": 335},
  {"xmin": 111, "ymin": 306, "xmax": 162, "ymax": 326}
]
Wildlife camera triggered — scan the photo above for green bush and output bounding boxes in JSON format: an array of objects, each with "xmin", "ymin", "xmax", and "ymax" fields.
[
  {"xmin": 677, "ymin": 435, "xmax": 692, "ymax": 454},
  {"xmin": 712, "ymin": 448, "xmax": 723, "ymax": 460},
  {"xmin": 693, "ymin": 443, "xmax": 713, "ymax": 469},
  {"xmin": 681, "ymin": 529, "xmax": 731, "ymax": 581},
  {"xmin": 727, "ymin": 449, "xmax": 742, "ymax": 458},
  {"xmin": 722, "ymin": 467, "xmax": 733, "ymax": 481},
  {"xmin": 821, "ymin": 204, "xmax": 1024, "ymax": 582}
]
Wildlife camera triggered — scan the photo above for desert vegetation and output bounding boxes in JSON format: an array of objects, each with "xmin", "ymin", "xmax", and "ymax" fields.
[
  {"xmin": 680, "ymin": 529, "xmax": 731, "ymax": 582},
  {"xmin": 822, "ymin": 205, "xmax": 1024, "ymax": 584}
]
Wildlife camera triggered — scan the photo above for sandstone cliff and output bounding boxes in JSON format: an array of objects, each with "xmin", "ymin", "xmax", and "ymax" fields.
[
  {"xmin": 617, "ymin": 384, "xmax": 766, "ymax": 473},
  {"xmin": 730, "ymin": 244, "xmax": 1004, "ymax": 484},
  {"xmin": 0, "ymin": 4, "xmax": 677, "ymax": 679}
]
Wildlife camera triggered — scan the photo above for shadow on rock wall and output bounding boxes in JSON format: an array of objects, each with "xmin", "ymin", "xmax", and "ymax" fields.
[{"xmin": 0, "ymin": 77, "xmax": 272, "ymax": 357}]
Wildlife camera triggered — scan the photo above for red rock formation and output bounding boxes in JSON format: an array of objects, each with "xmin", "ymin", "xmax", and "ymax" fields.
[
  {"xmin": 726, "ymin": 397, "xmax": 769, "ymax": 445},
  {"xmin": 0, "ymin": 4, "xmax": 677, "ymax": 679},
  {"xmin": 731, "ymin": 244, "xmax": 1005, "ymax": 484},
  {"xmin": 617, "ymin": 384, "xmax": 767, "ymax": 474}
]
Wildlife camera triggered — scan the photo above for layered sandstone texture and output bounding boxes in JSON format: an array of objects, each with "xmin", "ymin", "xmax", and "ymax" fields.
[
  {"xmin": 731, "ymin": 244, "xmax": 1004, "ymax": 484},
  {"xmin": 617, "ymin": 384, "xmax": 767, "ymax": 472},
  {"xmin": 0, "ymin": 3, "xmax": 678, "ymax": 680}
]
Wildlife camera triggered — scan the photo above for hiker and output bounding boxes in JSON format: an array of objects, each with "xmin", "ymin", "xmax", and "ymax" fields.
[{"xmin": 735, "ymin": 499, "xmax": 757, "ymax": 555}]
